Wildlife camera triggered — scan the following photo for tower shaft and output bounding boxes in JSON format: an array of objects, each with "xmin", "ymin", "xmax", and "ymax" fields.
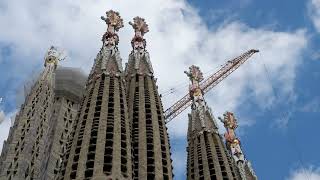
[
  {"xmin": 59, "ymin": 10, "xmax": 132, "ymax": 180},
  {"xmin": 40, "ymin": 97, "xmax": 80, "ymax": 180},
  {"xmin": 0, "ymin": 47, "xmax": 73, "ymax": 180},
  {"xmin": 186, "ymin": 111, "xmax": 240, "ymax": 180},
  {"xmin": 40, "ymin": 67, "xmax": 86, "ymax": 180},
  {"xmin": 126, "ymin": 17, "xmax": 173, "ymax": 180},
  {"xmin": 187, "ymin": 129, "xmax": 239, "ymax": 180},
  {"xmin": 0, "ymin": 67, "xmax": 55, "ymax": 180}
]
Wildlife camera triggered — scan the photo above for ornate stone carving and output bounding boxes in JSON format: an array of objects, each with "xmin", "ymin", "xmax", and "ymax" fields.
[
  {"xmin": 101, "ymin": 10, "xmax": 124, "ymax": 47},
  {"xmin": 99, "ymin": 10, "xmax": 124, "ymax": 75},
  {"xmin": 185, "ymin": 65, "xmax": 207, "ymax": 130},
  {"xmin": 220, "ymin": 112, "xmax": 247, "ymax": 180},
  {"xmin": 185, "ymin": 65, "xmax": 204, "ymax": 104},
  {"xmin": 128, "ymin": 17, "xmax": 154, "ymax": 75},
  {"xmin": 44, "ymin": 46, "xmax": 66, "ymax": 69},
  {"xmin": 221, "ymin": 112, "xmax": 244, "ymax": 160},
  {"xmin": 101, "ymin": 10, "xmax": 124, "ymax": 32},
  {"xmin": 129, "ymin": 17, "xmax": 149, "ymax": 35}
]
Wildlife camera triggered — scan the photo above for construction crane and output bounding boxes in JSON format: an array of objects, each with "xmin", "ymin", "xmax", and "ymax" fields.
[{"xmin": 164, "ymin": 49, "xmax": 259, "ymax": 123}]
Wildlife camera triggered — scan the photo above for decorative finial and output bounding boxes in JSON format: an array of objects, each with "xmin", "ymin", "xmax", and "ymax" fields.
[
  {"xmin": 185, "ymin": 65, "xmax": 204, "ymax": 83},
  {"xmin": 221, "ymin": 112, "xmax": 250, "ymax": 179},
  {"xmin": 101, "ymin": 10, "xmax": 124, "ymax": 47},
  {"xmin": 221, "ymin": 112, "xmax": 238, "ymax": 130},
  {"xmin": 129, "ymin": 17, "xmax": 149, "ymax": 37},
  {"xmin": 129, "ymin": 17, "xmax": 149, "ymax": 50},
  {"xmin": 44, "ymin": 46, "xmax": 66, "ymax": 68},
  {"xmin": 186, "ymin": 65, "xmax": 205, "ymax": 110},
  {"xmin": 221, "ymin": 112, "xmax": 243, "ymax": 158}
]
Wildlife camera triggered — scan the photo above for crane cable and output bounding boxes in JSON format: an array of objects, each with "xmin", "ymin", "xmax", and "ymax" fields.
[{"xmin": 259, "ymin": 52, "xmax": 310, "ymax": 180}]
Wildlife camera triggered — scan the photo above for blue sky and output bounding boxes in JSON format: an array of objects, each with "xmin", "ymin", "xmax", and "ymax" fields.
[
  {"xmin": 0, "ymin": 0, "xmax": 320, "ymax": 180},
  {"xmin": 181, "ymin": 0, "xmax": 320, "ymax": 179}
]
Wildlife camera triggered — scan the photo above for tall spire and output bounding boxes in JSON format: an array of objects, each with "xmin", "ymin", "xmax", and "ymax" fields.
[
  {"xmin": 126, "ymin": 17, "xmax": 153, "ymax": 76},
  {"xmin": 88, "ymin": 10, "xmax": 124, "ymax": 83},
  {"xmin": 125, "ymin": 17, "xmax": 173, "ymax": 180},
  {"xmin": 186, "ymin": 65, "xmax": 241, "ymax": 180},
  {"xmin": 44, "ymin": 46, "xmax": 66, "ymax": 69},
  {"xmin": 0, "ymin": 46, "xmax": 77, "ymax": 180},
  {"xmin": 42, "ymin": 46, "xmax": 65, "ymax": 84},
  {"xmin": 186, "ymin": 65, "xmax": 218, "ymax": 134},
  {"xmin": 59, "ymin": 10, "xmax": 133, "ymax": 179},
  {"xmin": 220, "ymin": 112, "xmax": 258, "ymax": 180}
]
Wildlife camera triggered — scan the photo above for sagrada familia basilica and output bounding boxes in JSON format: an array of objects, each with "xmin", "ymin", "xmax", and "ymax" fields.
[{"xmin": 0, "ymin": 10, "xmax": 258, "ymax": 180}]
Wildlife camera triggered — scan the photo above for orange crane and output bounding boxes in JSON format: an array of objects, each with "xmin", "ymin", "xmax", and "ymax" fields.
[{"xmin": 164, "ymin": 49, "xmax": 259, "ymax": 123}]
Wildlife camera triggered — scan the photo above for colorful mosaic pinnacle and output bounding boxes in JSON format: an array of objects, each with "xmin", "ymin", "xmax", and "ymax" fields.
[{"xmin": 101, "ymin": 10, "xmax": 124, "ymax": 46}]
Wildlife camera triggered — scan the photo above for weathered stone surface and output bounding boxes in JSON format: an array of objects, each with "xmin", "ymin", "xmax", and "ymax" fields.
[
  {"xmin": 0, "ymin": 50, "xmax": 85, "ymax": 180},
  {"xmin": 58, "ymin": 10, "xmax": 132, "ymax": 180},
  {"xmin": 125, "ymin": 17, "xmax": 173, "ymax": 179},
  {"xmin": 186, "ymin": 110, "xmax": 242, "ymax": 180}
]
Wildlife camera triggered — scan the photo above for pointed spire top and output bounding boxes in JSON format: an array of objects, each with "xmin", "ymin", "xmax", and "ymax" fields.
[
  {"xmin": 101, "ymin": 10, "xmax": 124, "ymax": 46},
  {"xmin": 185, "ymin": 65, "xmax": 204, "ymax": 83},
  {"xmin": 220, "ymin": 112, "xmax": 258, "ymax": 179},
  {"xmin": 220, "ymin": 112, "xmax": 238, "ymax": 130},
  {"xmin": 129, "ymin": 17, "xmax": 149, "ymax": 50},
  {"xmin": 44, "ymin": 46, "xmax": 66, "ymax": 69},
  {"xmin": 129, "ymin": 17, "xmax": 149, "ymax": 37},
  {"xmin": 101, "ymin": 10, "xmax": 124, "ymax": 33},
  {"xmin": 185, "ymin": 65, "xmax": 205, "ymax": 104}
]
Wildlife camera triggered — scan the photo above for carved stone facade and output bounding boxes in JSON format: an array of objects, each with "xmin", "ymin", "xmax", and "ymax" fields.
[
  {"xmin": 58, "ymin": 10, "xmax": 132, "ymax": 180},
  {"xmin": 125, "ymin": 17, "xmax": 173, "ymax": 180},
  {"xmin": 0, "ymin": 47, "xmax": 85, "ymax": 180}
]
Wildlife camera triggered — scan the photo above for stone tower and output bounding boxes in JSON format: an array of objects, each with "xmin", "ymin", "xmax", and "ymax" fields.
[
  {"xmin": 185, "ymin": 65, "xmax": 240, "ymax": 180},
  {"xmin": 219, "ymin": 112, "xmax": 257, "ymax": 180},
  {"xmin": 0, "ymin": 46, "xmax": 82, "ymax": 180},
  {"xmin": 40, "ymin": 67, "xmax": 86, "ymax": 180},
  {"xmin": 59, "ymin": 10, "xmax": 132, "ymax": 180},
  {"xmin": 125, "ymin": 17, "xmax": 173, "ymax": 180}
]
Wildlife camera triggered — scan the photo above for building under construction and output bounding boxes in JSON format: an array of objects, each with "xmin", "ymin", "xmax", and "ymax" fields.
[
  {"xmin": 0, "ymin": 47, "xmax": 86, "ymax": 180},
  {"xmin": 0, "ymin": 10, "xmax": 258, "ymax": 180}
]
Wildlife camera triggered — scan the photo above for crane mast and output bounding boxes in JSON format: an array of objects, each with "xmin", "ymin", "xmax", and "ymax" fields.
[{"xmin": 164, "ymin": 49, "xmax": 259, "ymax": 123}]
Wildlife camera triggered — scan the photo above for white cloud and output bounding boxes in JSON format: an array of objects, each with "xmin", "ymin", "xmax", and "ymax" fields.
[
  {"xmin": 300, "ymin": 97, "xmax": 320, "ymax": 113},
  {"xmin": 0, "ymin": 110, "xmax": 16, "ymax": 153},
  {"xmin": 0, "ymin": 110, "xmax": 5, "ymax": 124},
  {"xmin": 0, "ymin": 0, "xmax": 309, "ymax": 177},
  {"xmin": 166, "ymin": 23, "xmax": 307, "ymax": 136},
  {"xmin": 287, "ymin": 167, "xmax": 320, "ymax": 180},
  {"xmin": 309, "ymin": 0, "xmax": 320, "ymax": 32}
]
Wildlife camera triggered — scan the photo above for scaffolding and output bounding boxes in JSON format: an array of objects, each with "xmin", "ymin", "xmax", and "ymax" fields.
[{"xmin": 54, "ymin": 67, "xmax": 86, "ymax": 103}]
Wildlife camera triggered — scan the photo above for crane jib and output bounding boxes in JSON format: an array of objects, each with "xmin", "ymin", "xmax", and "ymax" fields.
[{"xmin": 164, "ymin": 49, "xmax": 259, "ymax": 123}]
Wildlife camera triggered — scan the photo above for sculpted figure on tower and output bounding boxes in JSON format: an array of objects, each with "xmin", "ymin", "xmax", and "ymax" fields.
[
  {"xmin": 185, "ymin": 65, "xmax": 207, "ymax": 129},
  {"xmin": 221, "ymin": 112, "xmax": 245, "ymax": 163},
  {"xmin": 127, "ymin": 16, "xmax": 153, "ymax": 75},
  {"xmin": 99, "ymin": 10, "xmax": 124, "ymax": 75},
  {"xmin": 185, "ymin": 65, "xmax": 205, "ymax": 107},
  {"xmin": 220, "ymin": 112, "xmax": 258, "ymax": 180}
]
